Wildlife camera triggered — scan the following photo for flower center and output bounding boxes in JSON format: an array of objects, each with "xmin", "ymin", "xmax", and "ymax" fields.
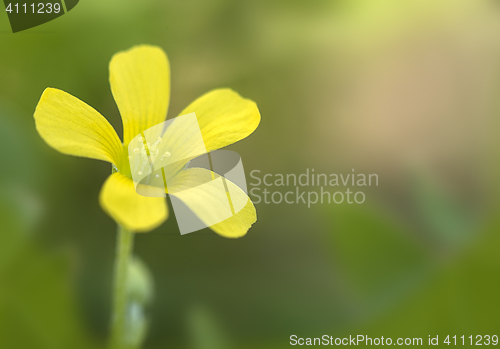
[{"xmin": 129, "ymin": 136, "xmax": 171, "ymax": 165}]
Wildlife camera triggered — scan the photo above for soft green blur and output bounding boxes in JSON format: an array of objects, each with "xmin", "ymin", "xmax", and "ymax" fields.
[{"xmin": 1, "ymin": 0, "xmax": 500, "ymax": 348}]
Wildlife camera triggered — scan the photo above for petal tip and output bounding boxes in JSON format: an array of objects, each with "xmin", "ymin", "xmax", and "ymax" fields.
[{"xmin": 99, "ymin": 173, "xmax": 169, "ymax": 233}]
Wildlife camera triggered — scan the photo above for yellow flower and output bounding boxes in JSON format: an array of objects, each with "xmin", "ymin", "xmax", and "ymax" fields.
[{"xmin": 34, "ymin": 45, "xmax": 260, "ymax": 237}]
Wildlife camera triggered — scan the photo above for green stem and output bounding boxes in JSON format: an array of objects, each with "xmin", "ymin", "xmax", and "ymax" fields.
[{"xmin": 109, "ymin": 225, "xmax": 135, "ymax": 349}]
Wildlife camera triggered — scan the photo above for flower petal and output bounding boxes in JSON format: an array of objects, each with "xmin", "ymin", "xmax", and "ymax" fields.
[
  {"xmin": 179, "ymin": 89, "xmax": 261, "ymax": 152},
  {"xmin": 99, "ymin": 172, "xmax": 168, "ymax": 232},
  {"xmin": 34, "ymin": 88, "xmax": 123, "ymax": 165},
  {"xmin": 209, "ymin": 198, "xmax": 257, "ymax": 238},
  {"xmin": 110, "ymin": 45, "xmax": 171, "ymax": 145},
  {"xmin": 168, "ymin": 168, "xmax": 256, "ymax": 238}
]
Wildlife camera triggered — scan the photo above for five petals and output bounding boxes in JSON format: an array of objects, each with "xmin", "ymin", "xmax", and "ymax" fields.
[{"xmin": 33, "ymin": 45, "xmax": 259, "ymax": 236}]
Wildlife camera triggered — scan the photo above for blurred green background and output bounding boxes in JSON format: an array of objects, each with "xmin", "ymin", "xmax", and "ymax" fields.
[{"xmin": 1, "ymin": 0, "xmax": 500, "ymax": 348}]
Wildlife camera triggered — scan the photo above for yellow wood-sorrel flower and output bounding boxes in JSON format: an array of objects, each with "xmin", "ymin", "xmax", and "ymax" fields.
[{"xmin": 34, "ymin": 45, "xmax": 260, "ymax": 237}]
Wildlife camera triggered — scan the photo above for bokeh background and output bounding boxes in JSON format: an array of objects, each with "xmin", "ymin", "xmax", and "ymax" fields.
[{"xmin": 1, "ymin": 0, "xmax": 500, "ymax": 348}]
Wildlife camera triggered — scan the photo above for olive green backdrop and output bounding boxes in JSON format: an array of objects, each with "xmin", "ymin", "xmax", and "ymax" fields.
[{"xmin": 1, "ymin": 0, "xmax": 500, "ymax": 348}]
